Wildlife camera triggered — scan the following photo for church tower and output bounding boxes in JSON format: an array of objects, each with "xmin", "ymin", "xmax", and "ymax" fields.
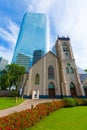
[{"xmin": 55, "ymin": 36, "xmax": 85, "ymax": 97}]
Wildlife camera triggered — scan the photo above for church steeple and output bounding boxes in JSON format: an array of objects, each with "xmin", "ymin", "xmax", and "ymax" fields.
[{"xmin": 55, "ymin": 36, "xmax": 85, "ymax": 97}]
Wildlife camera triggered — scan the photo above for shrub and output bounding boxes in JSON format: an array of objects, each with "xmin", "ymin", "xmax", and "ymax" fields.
[
  {"xmin": 74, "ymin": 98, "xmax": 85, "ymax": 106},
  {"xmin": 9, "ymin": 90, "xmax": 19, "ymax": 97},
  {"xmin": 82, "ymin": 98, "xmax": 87, "ymax": 106},
  {"xmin": 63, "ymin": 98, "xmax": 76, "ymax": 107},
  {"xmin": 0, "ymin": 100, "xmax": 64, "ymax": 130}
]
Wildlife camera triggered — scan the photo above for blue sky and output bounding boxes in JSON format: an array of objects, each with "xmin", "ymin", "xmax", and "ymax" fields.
[{"xmin": 0, "ymin": 0, "xmax": 87, "ymax": 69}]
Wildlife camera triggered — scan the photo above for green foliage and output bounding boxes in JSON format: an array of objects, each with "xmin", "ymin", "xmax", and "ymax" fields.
[
  {"xmin": 82, "ymin": 98, "xmax": 87, "ymax": 105},
  {"xmin": 74, "ymin": 98, "xmax": 85, "ymax": 106},
  {"xmin": 0, "ymin": 64, "xmax": 25, "ymax": 90},
  {"xmin": 63, "ymin": 98, "xmax": 76, "ymax": 107},
  {"xmin": 84, "ymin": 69, "xmax": 87, "ymax": 72},
  {"xmin": 9, "ymin": 90, "xmax": 19, "ymax": 97}
]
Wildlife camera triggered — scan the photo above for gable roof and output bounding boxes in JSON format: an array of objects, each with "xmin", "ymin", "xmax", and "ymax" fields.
[{"xmin": 29, "ymin": 51, "xmax": 57, "ymax": 70}]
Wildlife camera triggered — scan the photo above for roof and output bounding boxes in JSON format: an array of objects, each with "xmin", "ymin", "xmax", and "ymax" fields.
[
  {"xmin": 79, "ymin": 74, "xmax": 87, "ymax": 82},
  {"xmin": 58, "ymin": 36, "xmax": 70, "ymax": 41},
  {"xmin": 77, "ymin": 66, "xmax": 86, "ymax": 74},
  {"xmin": 29, "ymin": 51, "xmax": 57, "ymax": 70}
]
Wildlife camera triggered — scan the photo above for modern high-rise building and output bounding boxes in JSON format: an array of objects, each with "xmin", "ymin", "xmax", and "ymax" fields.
[
  {"xmin": 0, "ymin": 57, "xmax": 8, "ymax": 71},
  {"xmin": 16, "ymin": 53, "xmax": 31, "ymax": 72},
  {"xmin": 33, "ymin": 50, "xmax": 44, "ymax": 65},
  {"xmin": 12, "ymin": 12, "xmax": 50, "ymax": 68}
]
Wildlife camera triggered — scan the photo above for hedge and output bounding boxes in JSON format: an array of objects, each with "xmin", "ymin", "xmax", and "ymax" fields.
[
  {"xmin": 0, "ymin": 100, "xmax": 64, "ymax": 130},
  {"xmin": 0, "ymin": 98, "xmax": 87, "ymax": 130}
]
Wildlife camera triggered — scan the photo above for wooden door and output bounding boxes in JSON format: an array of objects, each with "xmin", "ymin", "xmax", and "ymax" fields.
[
  {"xmin": 49, "ymin": 88, "xmax": 55, "ymax": 98},
  {"xmin": 70, "ymin": 88, "xmax": 77, "ymax": 97},
  {"xmin": 84, "ymin": 88, "xmax": 87, "ymax": 97}
]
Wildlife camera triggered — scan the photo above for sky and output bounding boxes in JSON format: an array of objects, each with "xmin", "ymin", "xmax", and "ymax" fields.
[{"xmin": 0, "ymin": 0, "xmax": 87, "ymax": 69}]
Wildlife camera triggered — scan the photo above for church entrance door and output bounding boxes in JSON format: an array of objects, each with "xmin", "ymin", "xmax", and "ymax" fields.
[
  {"xmin": 70, "ymin": 82, "xmax": 77, "ymax": 97},
  {"xmin": 49, "ymin": 88, "xmax": 55, "ymax": 98},
  {"xmin": 84, "ymin": 87, "xmax": 87, "ymax": 97},
  {"xmin": 70, "ymin": 88, "xmax": 77, "ymax": 97},
  {"xmin": 48, "ymin": 82, "xmax": 55, "ymax": 98}
]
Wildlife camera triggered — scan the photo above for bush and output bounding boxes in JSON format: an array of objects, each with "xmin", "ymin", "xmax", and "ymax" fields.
[
  {"xmin": 63, "ymin": 98, "xmax": 76, "ymax": 107},
  {"xmin": 82, "ymin": 99, "xmax": 87, "ymax": 106},
  {"xmin": 74, "ymin": 98, "xmax": 85, "ymax": 106},
  {"xmin": 0, "ymin": 100, "xmax": 64, "ymax": 130},
  {"xmin": 9, "ymin": 90, "xmax": 19, "ymax": 97}
]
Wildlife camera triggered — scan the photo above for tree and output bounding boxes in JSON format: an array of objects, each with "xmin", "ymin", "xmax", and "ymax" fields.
[
  {"xmin": 0, "ymin": 64, "xmax": 25, "ymax": 90},
  {"xmin": 85, "ymin": 69, "xmax": 87, "ymax": 72}
]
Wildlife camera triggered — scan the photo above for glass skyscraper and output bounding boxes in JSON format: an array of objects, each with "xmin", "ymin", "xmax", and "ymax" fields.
[
  {"xmin": 32, "ymin": 50, "xmax": 44, "ymax": 65},
  {"xmin": 16, "ymin": 53, "xmax": 31, "ymax": 72},
  {"xmin": 12, "ymin": 12, "xmax": 50, "ymax": 68}
]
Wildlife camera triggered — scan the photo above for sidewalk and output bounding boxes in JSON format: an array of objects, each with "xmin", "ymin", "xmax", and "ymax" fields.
[{"xmin": 0, "ymin": 99, "xmax": 55, "ymax": 117}]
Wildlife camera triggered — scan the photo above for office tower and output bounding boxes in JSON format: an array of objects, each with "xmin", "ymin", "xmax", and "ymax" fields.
[
  {"xmin": 12, "ymin": 12, "xmax": 50, "ymax": 67},
  {"xmin": 0, "ymin": 57, "xmax": 8, "ymax": 71},
  {"xmin": 33, "ymin": 50, "xmax": 44, "ymax": 65},
  {"xmin": 16, "ymin": 53, "xmax": 31, "ymax": 72}
]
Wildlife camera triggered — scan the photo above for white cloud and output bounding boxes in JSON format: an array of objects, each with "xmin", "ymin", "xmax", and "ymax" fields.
[
  {"xmin": 1, "ymin": 0, "xmax": 87, "ymax": 69},
  {"xmin": 26, "ymin": 0, "xmax": 87, "ymax": 69},
  {"xmin": 0, "ymin": 18, "xmax": 19, "ymax": 63},
  {"xmin": 0, "ymin": 18, "xmax": 19, "ymax": 49},
  {"xmin": 0, "ymin": 45, "xmax": 13, "ymax": 63}
]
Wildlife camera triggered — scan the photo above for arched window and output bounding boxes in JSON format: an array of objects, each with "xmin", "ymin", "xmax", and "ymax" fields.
[
  {"xmin": 62, "ymin": 42, "xmax": 67, "ymax": 46},
  {"xmin": 62, "ymin": 43, "xmax": 70, "ymax": 58},
  {"xmin": 70, "ymin": 82, "xmax": 75, "ymax": 88},
  {"xmin": 70, "ymin": 67, "xmax": 74, "ymax": 73},
  {"xmin": 48, "ymin": 66, "xmax": 54, "ymax": 79},
  {"xmin": 48, "ymin": 82, "xmax": 55, "ymax": 88},
  {"xmin": 67, "ymin": 63, "xmax": 71, "ymax": 66},
  {"xmin": 35, "ymin": 74, "xmax": 40, "ymax": 85},
  {"xmin": 66, "ymin": 67, "xmax": 69, "ymax": 73}
]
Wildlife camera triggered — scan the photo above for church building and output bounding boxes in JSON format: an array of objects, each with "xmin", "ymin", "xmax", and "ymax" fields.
[{"xmin": 22, "ymin": 36, "xmax": 85, "ymax": 99}]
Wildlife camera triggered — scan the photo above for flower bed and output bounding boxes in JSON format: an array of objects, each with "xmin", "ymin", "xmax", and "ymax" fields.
[{"xmin": 0, "ymin": 100, "xmax": 64, "ymax": 130}]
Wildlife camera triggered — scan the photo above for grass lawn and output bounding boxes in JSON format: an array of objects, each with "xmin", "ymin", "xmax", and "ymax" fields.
[
  {"xmin": 27, "ymin": 106, "xmax": 87, "ymax": 130},
  {"xmin": 0, "ymin": 97, "xmax": 24, "ymax": 110}
]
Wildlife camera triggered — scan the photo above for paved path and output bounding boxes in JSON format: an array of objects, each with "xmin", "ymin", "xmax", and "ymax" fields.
[{"xmin": 0, "ymin": 99, "xmax": 55, "ymax": 117}]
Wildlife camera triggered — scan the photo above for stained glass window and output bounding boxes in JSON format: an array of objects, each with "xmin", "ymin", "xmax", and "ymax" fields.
[
  {"xmin": 35, "ymin": 73, "xmax": 40, "ymax": 84},
  {"xmin": 48, "ymin": 82, "xmax": 55, "ymax": 88},
  {"xmin": 70, "ymin": 67, "xmax": 74, "ymax": 73},
  {"xmin": 66, "ymin": 67, "xmax": 69, "ymax": 73},
  {"xmin": 48, "ymin": 66, "xmax": 54, "ymax": 79}
]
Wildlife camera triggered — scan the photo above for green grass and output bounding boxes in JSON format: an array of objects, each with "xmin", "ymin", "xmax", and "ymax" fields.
[
  {"xmin": 0, "ymin": 97, "xmax": 24, "ymax": 110},
  {"xmin": 27, "ymin": 106, "xmax": 87, "ymax": 130}
]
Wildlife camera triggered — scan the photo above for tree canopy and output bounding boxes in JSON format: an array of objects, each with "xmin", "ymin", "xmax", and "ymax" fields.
[
  {"xmin": 85, "ymin": 69, "xmax": 87, "ymax": 72},
  {"xmin": 0, "ymin": 64, "xmax": 25, "ymax": 90}
]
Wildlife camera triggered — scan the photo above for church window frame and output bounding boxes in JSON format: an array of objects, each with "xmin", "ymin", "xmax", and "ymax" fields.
[
  {"xmin": 66, "ymin": 63, "xmax": 74, "ymax": 74},
  {"xmin": 35, "ymin": 73, "xmax": 40, "ymax": 85},
  {"xmin": 66, "ymin": 67, "xmax": 69, "ymax": 73},
  {"xmin": 48, "ymin": 82, "xmax": 55, "ymax": 88},
  {"xmin": 48, "ymin": 65, "xmax": 55, "ymax": 79},
  {"xmin": 70, "ymin": 67, "xmax": 74, "ymax": 73}
]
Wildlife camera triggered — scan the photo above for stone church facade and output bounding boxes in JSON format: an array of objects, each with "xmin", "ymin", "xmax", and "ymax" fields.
[{"xmin": 22, "ymin": 37, "xmax": 85, "ymax": 98}]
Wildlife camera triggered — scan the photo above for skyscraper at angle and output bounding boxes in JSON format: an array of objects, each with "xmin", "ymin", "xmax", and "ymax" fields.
[{"xmin": 12, "ymin": 12, "xmax": 50, "ymax": 71}]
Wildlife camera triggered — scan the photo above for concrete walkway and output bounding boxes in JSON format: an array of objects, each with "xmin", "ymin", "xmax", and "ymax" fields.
[{"xmin": 0, "ymin": 99, "xmax": 55, "ymax": 117}]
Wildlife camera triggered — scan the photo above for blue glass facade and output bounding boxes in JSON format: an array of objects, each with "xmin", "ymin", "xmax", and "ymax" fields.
[
  {"xmin": 12, "ymin": 13, "xmax": 50, "ymax": 67},
  {"xmin": 33, "ymin": 50, "xmax": 44, "ymax": 65},
  {"xmin": 16, "ymin": 53, "xmax": 31, "ymax": 72}
]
